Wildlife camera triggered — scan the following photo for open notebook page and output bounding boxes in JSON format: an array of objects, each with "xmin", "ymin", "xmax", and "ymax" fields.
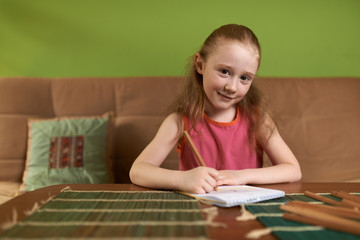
[{"xmin": 181, "ymin": 185, "xmax": 285, "ymax": 207}]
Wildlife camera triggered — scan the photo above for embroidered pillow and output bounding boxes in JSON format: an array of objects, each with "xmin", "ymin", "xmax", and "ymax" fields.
[{"xmin": 20, "ymin": 112, "xmax": 114, "ymax": 192}]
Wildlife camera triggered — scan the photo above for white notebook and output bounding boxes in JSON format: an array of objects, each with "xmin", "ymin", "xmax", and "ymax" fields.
[{"xmin": 181, "ymin": 185, "xmax": 285, "ymax": 207}]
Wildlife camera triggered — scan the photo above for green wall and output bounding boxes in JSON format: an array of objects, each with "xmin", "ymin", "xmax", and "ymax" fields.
[{"xmin": 0, "ymin": 0, "xmax": 359, "ymax": 77}]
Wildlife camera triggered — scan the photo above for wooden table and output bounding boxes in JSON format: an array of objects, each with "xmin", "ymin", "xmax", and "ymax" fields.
[{"xmin": 0, "ymin": 182, "xmax": 359, "ymax": 239}]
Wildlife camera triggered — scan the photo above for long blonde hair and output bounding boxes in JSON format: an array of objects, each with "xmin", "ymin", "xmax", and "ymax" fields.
[{"xmin": 171, "ymin": 24, "xmax": 269, "ymax": 146}]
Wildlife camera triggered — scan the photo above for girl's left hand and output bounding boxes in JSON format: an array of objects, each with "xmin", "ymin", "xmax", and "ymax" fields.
[{"xmin": 216, "ymin": 170, "xmax": 247, "ymax": 186}]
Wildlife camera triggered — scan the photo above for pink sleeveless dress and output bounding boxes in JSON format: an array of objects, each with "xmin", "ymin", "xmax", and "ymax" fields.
[{"xmin": 177, "ymin": 108, "xmax": 263, "ymax": 170}]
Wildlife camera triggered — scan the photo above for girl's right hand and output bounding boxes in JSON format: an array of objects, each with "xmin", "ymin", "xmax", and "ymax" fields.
[{"xmin": 181, "ymin": 167, "xmax": 218, "ymax": 194}]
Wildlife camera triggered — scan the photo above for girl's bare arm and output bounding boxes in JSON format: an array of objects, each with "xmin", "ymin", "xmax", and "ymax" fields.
[
  {"xmin": 129, "ymin": 113, "xmax": 218, "ymax": 193},
  {"xmin": 217, "ymin": 114, "xmax": 302, "ymax": 185}
]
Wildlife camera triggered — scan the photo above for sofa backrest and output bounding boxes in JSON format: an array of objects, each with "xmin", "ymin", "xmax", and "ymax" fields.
[
  {"xmin": 257, "ymin": 77, "xmax": 360, "ymax": 182},
  {"xmin": 0, "ymin": 77, "xmax": 183, "ymax": 184},
  {"xmin": 0, "ymin": 76, "xmax": 359, "ymax": 183}
]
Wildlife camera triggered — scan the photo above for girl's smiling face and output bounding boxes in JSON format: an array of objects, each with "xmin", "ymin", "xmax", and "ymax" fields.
[{"xmin": 195, "ymin": 40, "xmax": 260, "ymax": 121}]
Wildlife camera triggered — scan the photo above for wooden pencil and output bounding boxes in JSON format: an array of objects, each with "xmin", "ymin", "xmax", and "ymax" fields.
[
  {"xmin": 332, "ymin": 190, "xmax": 360, "ymax": 204},
  {"xmin": 183, "ymin": 131, "xmax": 218, "ymax": 191},
  {"xmin": 304, "ymin": 191, "xmax": 352, "ymax": 208},
  {"xmin": 281, "ymin": 204, "xmax": 360, "ymax": 235},
  {"xmin": 342, "ymin": 198, "xmax": 360, "ymax": 208},
  {"xmin": 286, "ymin": 200, "xmax": 360, "ymax": 220},
  {"xmin": 183, "ymin": 131, "xmax": 206, "ymax": 167}
]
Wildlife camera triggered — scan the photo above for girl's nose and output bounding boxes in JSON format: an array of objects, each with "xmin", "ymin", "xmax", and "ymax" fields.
[{"xmin": 224, "ymin": 78, "xmax": 237, "ymax": 93}]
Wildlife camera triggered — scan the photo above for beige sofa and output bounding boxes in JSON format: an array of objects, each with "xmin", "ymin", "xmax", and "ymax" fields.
[{"xmin": 0, "ymin": 76, "xmax": 359, "ymax": 204}]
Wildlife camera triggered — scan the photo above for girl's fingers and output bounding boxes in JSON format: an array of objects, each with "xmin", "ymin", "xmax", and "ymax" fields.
[
  {"xmin": 186, "ymin": 167, "xmax": 219, "ymax": 193},
  {"xmin": 203, "ymin": 181, "xmax": 216, "ymax": 193},
  {"xmin": 202, "ymin": 184, "xmax": 212, "ymax": 193},
  {"xmin": 204, "ymin": 179, "xmax": 216, "ymax": 192},
  {"xmin": 207, "ymin": 168, "xmax": 219, "ymax": 179},
  {"xmin": 205, "ymin": 171, "xmax": 220, "ymax": 192}
]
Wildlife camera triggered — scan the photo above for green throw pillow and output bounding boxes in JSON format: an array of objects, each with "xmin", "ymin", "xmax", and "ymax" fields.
[{"xmin": 20, "ymin": 112, "xmax": 113, "ymax": 192}]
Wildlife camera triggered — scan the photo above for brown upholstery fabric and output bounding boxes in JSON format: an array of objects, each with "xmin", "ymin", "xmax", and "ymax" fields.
[
  {"xmin": 0, "ymin": 76, "xmax": 359, "ymax": 200},
  {"xmin": 0, "ymin": 77, "xmax": 53, "ymax": 116},
  {"xmin": 257, "ymin": 77, "xmax": 360, "ymax": 181},
  {"xmin": 52, "ymin": 78, "xmax": 116, "ymax": 116}
]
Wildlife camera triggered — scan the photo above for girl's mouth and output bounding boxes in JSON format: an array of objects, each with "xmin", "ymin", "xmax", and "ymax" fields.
[{"xmin": 218, "ymin": 92, "xmax": 235, "ymax": 100}]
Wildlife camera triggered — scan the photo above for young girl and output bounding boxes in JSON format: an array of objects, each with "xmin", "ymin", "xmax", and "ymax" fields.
[{"xmin": 130, "ymin": 24, "xmax": 301, "ymax": 194}]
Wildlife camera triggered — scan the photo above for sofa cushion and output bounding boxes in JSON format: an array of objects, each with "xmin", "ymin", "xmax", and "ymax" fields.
[
  {"xmin": 51, "ymin": 77, "xmax": 115, "ymax": 116},
  {"xmin": 0, "ymin": 182, "xmax": 21, "ymax": 205},
  {"xmin": 20, "ymin": 112, "xmax": 114, "ymax": 192},
  {"xmin": 0, "ymin": 77, "xmax": 53, "ymax": 116},
  {"xmin": 257, "ymin": 77, "xmax": 360, "ymax": 182}
]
